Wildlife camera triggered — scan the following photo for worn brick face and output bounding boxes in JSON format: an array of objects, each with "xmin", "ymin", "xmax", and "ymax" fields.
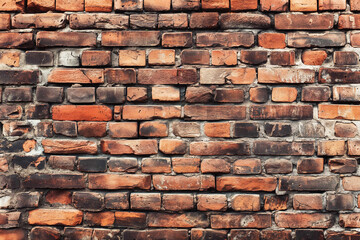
[{"xmin": 1, "ymin": 0, "xmax": 359, "ymax": 237}]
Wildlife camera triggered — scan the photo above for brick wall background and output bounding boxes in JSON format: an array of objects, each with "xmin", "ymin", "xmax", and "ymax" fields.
[{"xmin": 1, "ymin": 0, "xmax": 360, "ymax": 239}]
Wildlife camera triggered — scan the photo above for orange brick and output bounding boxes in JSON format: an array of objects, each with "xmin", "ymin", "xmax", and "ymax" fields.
[
  {"xmin": 119, "ymin": 50, "xmax": 146, "ymax": 67},
  {"xmin": 144, "ymin": 0, "xmax": 171, "ymax": 11},
  {"xmin": 56, "ymin": 0, "xmax": 84, "ymax": 11},
  {"xmin": 202, "ymin": 0, "xmax": 229, "ymax": 9},
  {"xmin": 148, "ymin": 49, "xmax": 175, "ymax": 65},
  {"xmin": 85, "ymin": 0, "xmax": 112, "ymax": 12},
  {"xmin": 152, "ymin": 86, "xmax": 180, "ymax": 101},
  {"xmin": 108, "ymin": 122, "xmax": 138, "ymax": 138},
  {"xmin": 302, "ymin": 50, "xmax": 327, "ymax": 65},
  {"xmin": 28, "ymin": 0, "xmax": 55, "ymax": 12},
  {"xmin": 272, "ymin": 87, "xmax": 297, "ymax": 102},
  {"xmin": 204, "ymin": 122, "xmax": 231, "ymax": 137},
  {"xmin": 290, "ymin": 0, "xmax": 317, "ymax": 11},
  {"xmin": 258, "ymin": 33, "xmax": 286, "ymax": 49},
  {"xmin": 0, "ymin": 51, "xmax": 20, "ymax": 67},
  {"xmin": 0, "ymin": 0, "xmax": 24, "ymax": 11},
  {"xmin": 231, "ymin": 0, "xmax": 257, "ymax": 10},
  {"xmin": 0, "ymin": 14, "xmax": 10, "ymax": 30},
  {"xmin": 212, "ymin": 50, "xmax": 237, "ymax": 66},
  {"xmin": 82, "ymin": 50, "xmax": 111, "ymax": 66},
  {"xmin": 231, "ymin": 194, "xmax": 260, "ymax": 211}
]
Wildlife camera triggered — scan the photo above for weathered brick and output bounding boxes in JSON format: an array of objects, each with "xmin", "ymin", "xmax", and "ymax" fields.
[
  {"xmin": 231, "ymin": 194, "xmax": 260, "ymax": 211},
  {"xmin": 279, "ymin": 176, "xmax": 339, "ymax": 191},
  {"xmin": 297, "ymin": 158, "xmax": 324, "ymax": 173},
  {"xmin": 258, "ymin": 68, "xmax": 315, "ymax": 84},
  {"xmin": 293, "ymin": 194, "xmax": 323, "ymax": 210},
  {"xmin": 212, "ymin": 50, "xmax": 237, "ymax": 65},
  {"xmin": 185, "ymin": 105, "xmax": 246, "ymax": 120},
  {"xmin": 233, "ymin": 159, "xmax": 261, "ymax": 174},
  {"xmin": 220, "ymin": 13, "xmax": 271, "ymax": 29},
  {"xmin": 318, "ymin": 104, "xmax": 360, "ymax": 120},
  {"xmin": 153, "ymin": 175, "xmax": 215, "ymax": 191},
  {"xmin": 12, "ymin": 13, "xmax": 66, "ymax": 29},
  {"xmin": 48, "ymin": 69, "xmax": 103, "ymax": 84},
  {"xmin": 201, "ymin": 158, "xmax": 231, "ymax": 173},
  {"xmin": 275, "ymin": 213, "xmax": 333, "ymax": 228},
  {"xmin": 251, "ymin": 105, "xmax": 313, "ymax": 120},
  {"xmin": 327, "ymin": 194, "xmax": 354, "ymax": 211},
  {"xmin": 319, "ymin": 0, "xmax": 346, "ymax": 10},
  {"xmin": 148, "ymin": 49, "xmax": 175, "ymax": 65},
  {"xmin": 329, "ymin": 158, "xmax": 357, "ymax": 173},
  {"xmin": 302, "ymin": 50, "xmax": 327, "ymax": 65},
  {"xmin": 334, "ymin": 51, "xmax": 359, "ymax": 65},
  {"xmin": 123, "ymin": 105, "xmax": 181, "ymax": 120},
  {"xmin": 159, "ymin": 139, "xmax": 186, "ymax": 154},
  {"xmin": 102, "ymin": 31, "xmax": 160, "ymax": 46},
  {"xmin": 24, "ymin": 173, "xmax": 85, "ymax": 189},
  {"xmin": 114, "ymin": 0, "xmax": 143, "ymax": 11},
  {"xmin": 318, "ymin": 140, "xmax": 346, "ymax": 156},
  {"xmin": 288, "ymin": 32, "xmax": 346, "ymax": 48},
  {"xmin": 260, "ymin": 0, "xmax": 288, "ymax": 11},
  {"xmin": 163, "ymin": 194, "xmax": 194, "ymax": 211},
  {"xmin": 197, "ymin": 194, "xmax": 227, "ymax": 211},
  {"xmin": 200, "ymin": 68, "xmax": 256, "ymax": 84},
  {"xmin": 114, "ymin": 211, "xmax": 146, "ymax": 228},
  {"xmin": 138, "ymin": 69, "xmax": 196, "ymax": 84},
  {"xmin": 30, "ymin": 227, "xmax": 60, "ymax": 240},
  {"xmin": 105, "ymin": 68, "xmax": 136, "ymax": 84},
  {"xmin": 152, "ymin": 86, "xmax": 180, "ymax": 101},
  {"xmin": 28, "ymin": 209, "xmax": 83, "ymax": 226},
  {"xmin": 272, "ymin": 87, "xmax": 297, "ymax": 102},
  {"xmin": 101, "ymin": 140, "xmax": 158, "ymax": 155},
  {"xmin": 85, "ymin": 0, "xmax": 112, "ymax": 11},
  {"xmin": 141, "ymin": 157, "xmax": 171, "ymax": 173},
  {"xmin": 232, "ymin": 0, "xmax": 257, "ymax": 10},
  {"xmin": 202, "ymin": 0, "xmax": 229, "ymax": 9},
  {"xmin": 211, "ymin": 213, "xmax": 271, "ymax": 229},
  {"xmin": 89, "ymin": 174, "xmax": 151, "ymax": 190},
  {"xmin": 172, "ymin": 157, "xmax": 200, "ymax": 173},
  {"xmin": 290, "ymin": 0, "xmax": 317, "ymax": 11},
  {"xmin": 148, "ymin": 213, "xmax": 208, "ymax": 228},
  {"xmin": 270, "ymin": 51, "xmax": 295, "ymax": 66},
  {"xmin": 217, "ymin": 177, "xmax": 277, "ymax": 191},
  {"xmin": 78, "ymin": 122, "xmax": 107, "ymax": 138},
  {"xmin": 301, "ymin": 86, "xmax": 330, "ymax": 102},
  {"xmin": 73, "ymin": 192, "xmax": 104, "ymax": 211},
  {"xmin": 78, "ymin": 157, "xmax": 107, "ymax": 173},
  {"xmin": 56, "ymin": 0, "xmax": 84, "ymax": 11},
  {"xmin": 37, "ymin": 32, "xmax": 96, "ymax": 47},
  {"xmin": 258, "ymin": 32, "xmax": 286, "ymax": 49},
  {"xmin": 124, "ymin": 229, "xmax": 188, "ymax": 240},
  {"xmin": 204, "ymin": 122, "xmax": 231, "ymax": 137},
  {"xmin": 158, "ymin": 13, "xmax": 188, "ymax": 29},
  {"xmin": 197, "ymin": 32, "xmax": 254, "ymax": 47},
  {"xmin": 264, "ymin": 195, "xmax": 288, "ymax": 211},
  {"xmin": 190, "ymin": 141, "xmax": 250, "ymax": 155},
  {"xmin": 190, "ymin": 12, "xmax": 218, "ymax": 29},
  {"xmin": 70, "ymin": 14, "xmax": 128, "ymax": 29},
  {"xmin": 42, "ymin": 139, "xmax": 98, "ymax": 154},
  {"xmin": 275, "ymin": 13, "xmax": 333, "ymax": 30},
  {"xmin": 105, "ymin": 192, "xmax": 129, "ymax": 209}
]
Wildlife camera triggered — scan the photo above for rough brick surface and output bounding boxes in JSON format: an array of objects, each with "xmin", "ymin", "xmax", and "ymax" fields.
[{"xmin": 1, "ymin": 1, "xmax": 358, "ymax": 238}]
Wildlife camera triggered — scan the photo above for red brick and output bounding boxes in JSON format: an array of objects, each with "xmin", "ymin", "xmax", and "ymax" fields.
[
  {"xmin": 89, "ymin": 174, "xmax": 151, "ymax": 190},
  {"xmin": 0, "ymin": 229, "xmax": 26, "ymax": 240},
  {"xmin": 159, "ymin": 139, "xmax": 186, "ymax": 154},
  {"xmin": 240, "ymin": 50, "xmax": 267, "ymax": 65},
  {"xmin": 162, "ymin": 32, "xmax": 192, "ymax": 47},
  {"xmin": 319, "ymin": 104, "xmax": 360, "ymax": 120},
  {"xmin": 262, "ymin": 230, "xmax": 292, "ymax": 240},
  {"xmin": 217, "ymin": 177, "xmax": 277, "ymax": 191},
  {"xmin": 24, "ymin": 173, "xmax": 85, "ymax": 189},
  {"xmin": 70, "ymin": 13, "xmax": 129, "ymax": 29},
  {"xmin": 139, "ymin": 121, "xmax": 168, "ymax": 137},
  {"xmin": 28, "ymin": 209, "xmax": 83, "ymax": 226},
  {"xmin": 0, "ymin": 212, "xmax": 20, "ymax": 228},
  {"xmin": 204, "ymin": 122, "xmax": 231, "ymax": 137},
  {"xmin": 290, "ymin": 0, "xmax": 317, "ymax": 11},
  {"xmin": 148, "ymin": 49, "xmax": 175, "ymax": 65},
  {"xmin": 46, "ymin": 190, "xmax": 72, "ymax": 204},
  {"xmin": 220, "ymin": 13, "xmax": 271, "ymax": 29},
  {"xmin": 114, "ymin": 212, "xmax": 146, "ymax": 228},
  {"xmin": 81, "ymin": 50, "xmax": 110, "ymax": 66},
  {"xmin": 119, "ymin": 50, "xmax": 146, "ymax": 67},
  {"xmin": 270, "ymin": 51, "xmax": 295, "ymax": 66},
  {"xmin": 318, "ymin": 140, "xmax": 346, "ymax": 156},
  {"xmin": 124, "ymin": 229, "xmax": 188, "ymax": 240},
  {"xmin": 138, "ymin": 69, "xmax": 197, "ymax": 84},
  {"xmin": 78, "ymin": 122, "xmax": 107, "ymax": 137},
  {"xmin": 275, "ymin": 213, "xmax": 333, "ymax": 228},
  {"xmin": 0, "ymin": 14, "xmax": 10, "ymax": 30},
  {"xmin": 108, "ymin": 122, "xmax": 138, "ymax": 138},
  {"xmin": 105, "ymin": 192, "xmax": 129, "ymax": 209},
  {"xmin": 153, "ymin": 175, "xmax": 215, "ymax": 191},
  {"xmin": 301, "ymin": 86, "xmax": 330, "ymax": 102},
  {"xmin": 250, "ymin": 87, "xmax": 269, "ymax": 103},
  {"xmin": 190, "ymin": 12, "xmax": 219, "ymax": 29},
  {"xmin": 123, "ymin": 105, "xmax": 181, "ymax": 120},
  {"xmin": 27, "ymin": 0, "xmax": 55, "ymax": 11},
  {"xmin": 279, "ymin": 176, "xmax": 339, "ymax": 191},
  {"xmin": 197, "ymin": 32, "xmax": 254, "ymax": 47},
  {"xmin": 261, "ymin": 0, "xmax": 288, "ymax": 11},
  {"xmin": 30, "ymin": 227, "xmax": 60, "ymax": 240},
  {"xmin": 197, "ymin": 194, "xmax": 227, "ymax": 211},
  {"xmin": 85, "ymin": 0, "xmax": 112, "ymax": 11},
  {"xmin": 302, "ymin": 50, "xmax": 327, "ymax": 65},
  {"xmin": 152, "ymin": 86, "xmax": 180, "ymax": 101},
  {"xmin": 163, "ymin": 194, "xmax": 194, "ymax": 211},
  {"xmin": 275, "ymin": 13, "xmax": 334, "ymax": 30},
  {"xmin": 212, "ymin": 50, "xmax": 237, "ymax": 65},
  {"xmin": 200, "ymin": 68, "xmax": 256, "ymax": 84},
  {"xmin": 258, "ymin": 68, "xmax": 315, "ymax": 84},
  {"xmin": 181, "ymin": 50, "xmax": 210, "ymax": 65},
  {"xmin": 251, "ymin": 105, "xmax": 313, "ymax": 120},
  {"xmin": 231, "ymin": 0, "xmax": 257, "ymax": 10},
  {"xmin": 37, "ymin": 32, "xmax": 96, "ymax": 47},
  {"xmin": 172, "ymin": 157, "xmax": 200, "ymax": 173},
  {"xmin": 0, "ymin": 0, "xmax": 24, "ymax": 11},
  {"xmin": 52, "ymin": 105, "xmax": 111, "ymax": 121},
  {"xmin": 127, "ymin": 87, "xmax": 147, "ymax": 102},
  {"xmin": 231, "ymin": 194, "xmax": 260, "ymax": 211},
  {"xmin": 48, "ymin": 69, "xmax": 103, "ymax": 84},
  {"xmin": 42, "ymin": 140, "xmax": 97, "ymax": 154},
  {"xmin": 0, "ymin": 33, "xmax": 34, "ymax": 49},
  {"xmin": 293, "ymin": 194, "xmax": 323, "ymax": 210},
  {"xmin": 172, "ymin": 0, "xmax": 200, "ymax": 10},
  {"xmin": 329, "ymin": 158, "xmax": 357, "ymax": 173},
  {"xmin": 272, "ymin": 87, "xmax": 297, "ymax": 102},
  {"xmin": 114, "ymin": 0, "xmax": 143, "ymax": 11},
  {"xmin": 190, "ymin": 141, "xmax": 250, "ymax": 156},
  {"xmin": 297, "ymin": 158, "xmax": 324, "ymax": 173},
  {"xmin": 12, "ymin": 13, "xmax": 66, "ymax": 29},
  {"xmin": 211, "ymin": 213, "xmax": 271, "ymax": 229},
  {"xmin": 288, "ymin": 32, "xmax": 345, "ymax": 48},
  {"xmin": 131, "ymin": 193, "xmax": 161, "ymax": 210},
  {"xmin": 258, "ymin": 33, "xmax": 286, "ymax": 49},
  {"xmin": 339, "ymin": 14, "xmax": 360, "ymax": 29},
  {"xmin": 102, "ymin": 31, "xmax": 160, "ymax": 46},
  {"xmin": 263, "ymin": 195, "xmax": 288, "ymax": 211},
  {"xmin": 101, "ymin": 140, "xmax": 158, "ymax": 155},
  {"xmin": 191, "ymin": 229, "xmax": 227, "ymax": 240},
  {"xmin": 233, "ymin": 158, "xmax": 262, "ymax": 174},
  {"xmin": 201, "ymin": 158, "xmax": 231, "ymax": 173},
  {"xmin": 105, "ymin": 68, "xmax": 136, "ymax": 84},
  {"xmin": 185, "ymin": 105, "xmax": 246, "ymax": 120},
  {"xmin": 84, "ymin": 212, "xmax": 114, "ymax": 227},
  {"xmin": 56, "ymin": 0, "xmax": 84, "ymax": 11},
  {"xmin": 158, "ymin": 13, "xmax": 188, "ymax": 29},
  {"xmin": 141, "ymin": 157, "xmax": 171, "ymax": 173},
  {"xmin": 148, "ymin": 212, "xmax": 208, "ymax": 228},
  {"xmin": 319, "ymin": 0, "xmax": 346, "ymax": 10},
  {"xmin": 202, "ymin": 0, "xmax": 229, "ymax": 9}
]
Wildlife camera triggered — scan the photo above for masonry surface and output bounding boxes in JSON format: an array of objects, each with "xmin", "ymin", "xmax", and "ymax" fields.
[{"xmin": 1, "ymin": 0, "xmax": 360, "ymax": 239}]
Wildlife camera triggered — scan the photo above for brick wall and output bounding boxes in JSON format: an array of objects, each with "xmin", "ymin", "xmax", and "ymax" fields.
[{"xmin": 0, "ymin": 0, "xmax": 359, "ymax": 239}]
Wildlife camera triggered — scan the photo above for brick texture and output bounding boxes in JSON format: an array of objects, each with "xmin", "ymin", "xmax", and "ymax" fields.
[{"xmin": 0, "ymin": 1, "xmax": 357, "ymax": 238}]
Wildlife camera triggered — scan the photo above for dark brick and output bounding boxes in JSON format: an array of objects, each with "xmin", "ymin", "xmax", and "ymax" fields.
[
  {"xmin": 14, "ymin": 192, "xmax": 40, "ymax": 208},
  {"xmin": 124, "ymin": 229, "xmax": 188, "ymax": 240},
  {"xmin": 36, "ymin": 86, "xmax": 63, "ymax": 103},
  {"xmin": 105, "ymin": 68, "xmax": 136, "ymax": 84},
  {"xmin": 105, "ymin": 192, "xmax": 129, "ymax": 210},
  {"xmin": 25, "ymin": 51, "xmax": 53, "ymax": 66},
  {"xmin": 229, "ymin": 230, "xmax": 260, "ymax": 240},
  {"xmin": 25, "ymin": 104, "xmax": 49, "ymax": 119},
  {"xmin": 240, "ymin": 50, "xmax": 268, "ymax": 65},
  {"xmin": 279, "ymin": 176, "xmax": 339, "ymax": 191},
  {"xmin": 73, "ymin": 192, "xmax": 104, "ymax": 211},
  {"xmin": 30, "ymin": 227, "xmax": 61, "ymax": 240},
  {"xmin": 262, "ymin": 230, "xmax": 292, "ymax": 240},
  {"xmin": 329, "ymin": 158, "xmax": 357, "ymax": 173},
  {"xmin": 264, "ymin": 122, "xmax": 291, "ymax": 137},
  {"xmin": 233, "ymin": 122, "xmax": 259, "ymax": 137},
  {"xmin": 254, "ymin": 141, "xmax": 315, "ymax": 156},
  {"xmin": 36, "ymin": 121, "xmax": 53, "ymax": 137},
  {"xmin": 67, "ymin": 87, "xmax": 95, "ymax": 103},
  {"xmin": 264, "ymin": 159, "xmax": 293, "ymax": 174},
  {"xmin": 53, "ymin": 121, "xmax": 77, "ymax": 137},
  {"xmin": 97, "ymin": 87, "xmax": 126, "ymax": 104},
  {"xmin": 0, "ymin": 70, "xmax": 39, "ymax": 85},
  {"xmin": 23, "ymin": 173, "xmax": 86, "ymax": 189},
  {"xmin": 3, "ymin": 87, "xmax": 32, "ymax": 102},
  {"xmin": 301, "ymin": 86, "xmax": 331, "ymax": 102},
  {"xmin": 78, "ymin": 157, "xmax": 107, "ymax": 172},
  {"xmin": 334, "ymin": 51, "xmax": 359, "ymax": 65},
  {"xmin": 326, "ymin": 194, "xmax": 354, "ymax": 211},
  {"xmin": 12, "ymin": 155, "xmax": 45, "ymax": 170},
  {"xmin": 64, "ymin": 228, "xmax": 92, "ymax": 240},
  {"xmin": 108, "ymin": 157, "xmax": 138, "ymax": 173},
  {"xmin": 249, "ymin": 87, "xmax": 269, "ymax": 103},
  {"xmin": 295, "ymin": 230, "xmax": 324, "ymax": 240},
  {"xmin": 48, "ymin": 155, "xmax": 76, "ymax": 170}
]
